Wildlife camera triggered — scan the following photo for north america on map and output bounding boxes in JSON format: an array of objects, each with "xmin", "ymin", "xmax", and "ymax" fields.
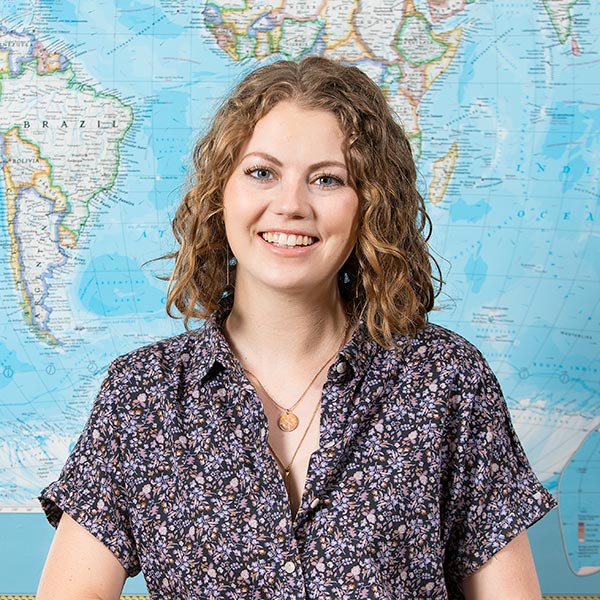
[{"xmin": 0, "ymin": 0, "xmax": 598, "ymax": 589}]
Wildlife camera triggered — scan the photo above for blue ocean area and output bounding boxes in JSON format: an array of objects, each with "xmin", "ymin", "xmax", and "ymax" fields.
[
  {"xmin": 116, "ymin": 2, "xmax": 185, "ymax": 38},
  {"xmin": 465, "ymin": 249, "xmax": 487, "ymax": 293},
  {"xmin": 539, "ymin": 102, "xmax": 600, "ymax": 195},
  {"xmin": 543, "ymin": 102, "xmax": 591, "ymax": 160},
  {"xmin": 450, "ymin": 197, "xmax": 491, "ymax": 223},
  {"xmin": 144, "ymin": 91, "xmax": 195, "ymax": 202},
  {"xmin": 457, "ymin": 40, "xmax": 476, "ymax": 105},
  {"xmin": 559, "ymin": 430, "xmax": 600, "ymax": 575},
  {"xmin": 559, "ymin": 155, "xmax": 588, "ymax": 194},
  {"xmin": 37, "ymin": 0, "xmax": 78, "ymax": 23},
  {"xmin": 78, "ymin": 253, "xmax": 165, "ymax": 317},
  {"xmin": 585, "ymin": 108, "xmax": 600, "ymax": 149},
  {"xmin": 0, "ymin": 342, "xmax": 34, "ymax": 389}
]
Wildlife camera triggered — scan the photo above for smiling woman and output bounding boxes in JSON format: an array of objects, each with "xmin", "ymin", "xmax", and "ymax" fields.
[
  {"xmin": 222, "ymin": 101, "xmax": 359, "ymax": 302},
  {"xmin": 164, "ymin": 57, "xmax": 438, "ymax": 346},
  {"xmin": 37, "ymin": 57, "xmax": 555, "ymax": 600}
]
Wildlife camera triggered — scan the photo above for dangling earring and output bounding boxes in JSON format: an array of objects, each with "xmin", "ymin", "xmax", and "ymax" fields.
[
  {"xmin": 226, "ymin": 246, "xmax": 237, "ymax": 290},
  {"xmin": 226, "ymin": 245, "xmax": 230, "ymax": 288}
]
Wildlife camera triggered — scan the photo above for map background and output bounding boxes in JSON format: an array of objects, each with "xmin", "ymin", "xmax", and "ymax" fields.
[{"xmin": 0, "ymin": 0, "xmax": 599, "ymax": 594}]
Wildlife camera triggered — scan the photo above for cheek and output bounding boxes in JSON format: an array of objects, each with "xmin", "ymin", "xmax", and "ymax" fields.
[
  {"xmin": 221, "ymin": 177, "xmax": 237, "ymax": 211},
  {"xmin": 340, "ymin": 195, "xmax": 360, "ymax": 235},
  {"xmin": 223, "ymin": 179, "xmax": 261, "ymax": 213}
]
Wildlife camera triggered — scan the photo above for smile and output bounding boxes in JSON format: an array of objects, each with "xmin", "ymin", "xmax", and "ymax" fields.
[{"xmin": 260, "ymin": 232, "xmax": 317, "ymax": 248}]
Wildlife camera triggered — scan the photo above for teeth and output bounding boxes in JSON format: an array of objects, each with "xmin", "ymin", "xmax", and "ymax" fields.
[{"xmin": 261, "ymin": 232, "xmax": 316, "ymax": 247}]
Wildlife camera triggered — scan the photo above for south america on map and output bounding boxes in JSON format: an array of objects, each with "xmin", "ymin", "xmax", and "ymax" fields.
[{"xmin": 1, "ymin": 26, "xmax": 133, "ymax": 344}]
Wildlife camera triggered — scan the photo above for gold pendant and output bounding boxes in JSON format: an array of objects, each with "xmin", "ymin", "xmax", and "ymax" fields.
[{"xmin": 278, "ymin": 412, "xmax": 299, "ymax": 432}]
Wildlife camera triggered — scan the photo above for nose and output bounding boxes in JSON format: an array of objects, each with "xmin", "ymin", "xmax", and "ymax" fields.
[{"xmin": 270, "ymin": 176, "xmax": 311, "ymax": 218}]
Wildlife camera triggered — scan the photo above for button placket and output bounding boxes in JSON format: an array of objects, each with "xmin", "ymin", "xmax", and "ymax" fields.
[{"xmin": 275, "ymin": 515, "xmax": 308, "ymax": 596}]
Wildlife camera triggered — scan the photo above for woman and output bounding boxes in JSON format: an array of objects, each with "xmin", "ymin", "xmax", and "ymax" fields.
[{"xmin": 37, "ymin": 57, "xmax": 555, "ymax": 599}]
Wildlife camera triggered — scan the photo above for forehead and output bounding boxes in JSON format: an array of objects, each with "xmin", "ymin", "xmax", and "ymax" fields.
[{"xmin": 241, "ymin": 101, "xmax": 346, "ymax": 161}]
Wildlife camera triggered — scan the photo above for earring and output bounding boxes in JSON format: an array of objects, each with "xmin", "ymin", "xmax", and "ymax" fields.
[
  {"xmin": 226, "ymin": 246, "xmax": 237, "ymax": 289},
  {"xmin": 226, "ymin": 246, "xmax": 230, "ymax": 288}
]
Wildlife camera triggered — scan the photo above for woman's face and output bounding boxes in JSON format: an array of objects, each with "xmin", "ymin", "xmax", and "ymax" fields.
[{"xmin": 222, "ymin": 101, "xmax": 359, "ymax": 298}]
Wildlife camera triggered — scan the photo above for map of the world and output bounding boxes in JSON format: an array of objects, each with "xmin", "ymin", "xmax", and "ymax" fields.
[{"xmin": 0, "ymin": 0, "xmax": 598, "ymax": 594}]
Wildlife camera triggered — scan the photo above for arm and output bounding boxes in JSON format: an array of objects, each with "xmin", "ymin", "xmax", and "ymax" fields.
[
  {"xmin": 462, "ymin": 531, "xmax": 541, "ymax": 600},
  {"xmin": 37, "ymin": 513, "xmax": 127, "ymax": 600}
]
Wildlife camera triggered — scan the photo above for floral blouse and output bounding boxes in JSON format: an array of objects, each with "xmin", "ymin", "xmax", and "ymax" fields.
[{"xmin": 40, "ymin": 313, "xmax": 556, "ymax": 599}]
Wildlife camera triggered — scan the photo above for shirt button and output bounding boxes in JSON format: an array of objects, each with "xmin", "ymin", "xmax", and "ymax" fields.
[
  {"xmin": 283, "ymin": 561, "xmax": 296, "ymax": 574},
  {"xmin": 310, "ymin": 498, "xmax": 320, "ymax": 509},
  {"xmin": 336, "ymin": 361, "xmax": 348, "ymax": 374}
]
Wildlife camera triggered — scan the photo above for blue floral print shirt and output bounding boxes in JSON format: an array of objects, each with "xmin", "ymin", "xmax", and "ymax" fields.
[{"xmin": 40, "ymin": 313, "xmax": 556, "ymax": 599}]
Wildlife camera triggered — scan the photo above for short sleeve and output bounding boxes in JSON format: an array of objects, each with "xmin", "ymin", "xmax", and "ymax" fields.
[
  {"xmin": 443, "ymin": 354, "xmax": 556, "ymax": 593},
  {"xmin": 39, "ymin": 358, "xmax": 141, "ymax": 577}
]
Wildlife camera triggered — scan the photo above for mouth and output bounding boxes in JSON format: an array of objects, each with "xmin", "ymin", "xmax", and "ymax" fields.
[{"xmin": 260, "ymin": 232, "xmax": 317, "ymax": 248}]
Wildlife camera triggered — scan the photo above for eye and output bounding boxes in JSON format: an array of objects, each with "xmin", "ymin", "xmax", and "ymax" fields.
[
  {"xmin": 314, "ymin": 173, "xmax": 345, "ymax": 187},
  {"xmin": 244, "ymin": 166, "xmax": 273, "ymax": 181}
]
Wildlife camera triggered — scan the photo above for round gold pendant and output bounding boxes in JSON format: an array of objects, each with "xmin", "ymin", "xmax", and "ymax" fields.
[{"xmin": 278, "ymin": 412, "xmax": 299, "ymax": 432}]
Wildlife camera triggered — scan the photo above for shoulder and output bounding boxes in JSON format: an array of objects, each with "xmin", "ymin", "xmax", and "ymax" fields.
[
  {"xmin": 105, "ymin": 321, "xmax": 216, "ymax": 390},
  {"xmin": 389, "ymin": 321, "xmax": 491, "ymax": 380},
  {"xmin": 376, "ymin": 322, "xmax": 504, "ymax": 419},
  {"xmin": 86, "ymin": 322, "xmax": 218, "ymax": 427}
]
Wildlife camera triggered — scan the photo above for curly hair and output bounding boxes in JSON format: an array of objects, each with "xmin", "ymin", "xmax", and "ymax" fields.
[{"xmin": 164, "ymin": 56, "xmax": 442, "ymax": 347}]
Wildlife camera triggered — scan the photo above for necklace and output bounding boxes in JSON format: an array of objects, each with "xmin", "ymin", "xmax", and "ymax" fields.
[
  {"xmin": 267, "ymin": 396, "xmax": 322, "ymax": 497},
  {"xmin": 243, "ymin": 323, "xmax": 348, "ymax": 432},
  {"xmin": 244, "ymin": 353, "xmax": 334, "ymax": 432}
]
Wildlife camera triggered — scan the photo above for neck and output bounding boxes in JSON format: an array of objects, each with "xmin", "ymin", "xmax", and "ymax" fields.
[{"xmin": 224, "ymin": 282, "xmax": 348, "ymax": 371}]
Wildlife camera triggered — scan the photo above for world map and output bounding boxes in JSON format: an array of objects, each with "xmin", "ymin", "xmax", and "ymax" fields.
[{"xmin": 0, "ymin": 0, "xmax": 598, "ymax": 594}]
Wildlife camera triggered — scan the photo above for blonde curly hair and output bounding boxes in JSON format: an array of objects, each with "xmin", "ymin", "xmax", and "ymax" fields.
[{"xmin": 164, "ymin": 56, "xmax": 441, "ymax": 347}]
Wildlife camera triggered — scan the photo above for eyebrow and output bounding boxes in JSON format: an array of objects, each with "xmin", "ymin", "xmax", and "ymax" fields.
[{"xmin": 240, "ymin": 151, "xmax": 347, "ymax": 171}]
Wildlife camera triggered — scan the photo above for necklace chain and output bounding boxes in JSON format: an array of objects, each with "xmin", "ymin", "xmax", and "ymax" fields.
[
  {"xmin": 267, "ymin": 396, "xmax": 322, "ymax": 497},
  {"xmin": 239, "ymin": 322, "xmax": 349, "ymax": 501},
  {"xmin": 244, "ymin": 351, "xmax": 335, "ymax": 432},
  {"xmin": 243, "ymin": 323, "xmax": 348, "ymax": 432}
]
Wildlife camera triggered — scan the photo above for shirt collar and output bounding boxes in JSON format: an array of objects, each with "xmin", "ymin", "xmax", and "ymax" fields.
[
  {"xmin": 180, "ymin": 298, "xmax": 237, "ymax": 383},
  {"xmin": 332, "ymin": 319, "xmax": 381, "ymax": 382},
  {"xmin": 183, "ymin": 298, "xmax": 382, "ymax": 384}
]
